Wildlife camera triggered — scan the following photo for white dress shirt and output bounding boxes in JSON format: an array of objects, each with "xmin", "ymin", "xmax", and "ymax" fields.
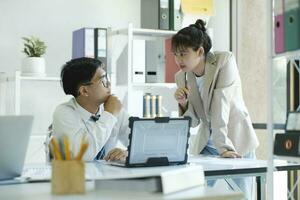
[{"xmin": 52, "ymin": 98, "xmax": 129, "ymax": 161}]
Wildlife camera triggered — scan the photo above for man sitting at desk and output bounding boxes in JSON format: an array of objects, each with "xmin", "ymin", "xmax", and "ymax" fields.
[{"xmin": 52, "ymin": 57, "xmax": 128, "ymax": 161}]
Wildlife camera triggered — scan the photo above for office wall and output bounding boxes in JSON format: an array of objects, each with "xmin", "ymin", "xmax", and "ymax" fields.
[
  {"xmin": 0, "ymin": 0, "xmax": 140, "ymax": 77},
  {"xmin": 209, "ymin": 0, "xmax": 230, "ymax": 52}
]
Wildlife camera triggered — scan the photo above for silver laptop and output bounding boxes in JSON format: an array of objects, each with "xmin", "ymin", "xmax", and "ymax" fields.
[{"xmin": 0, "ymin": 115, "xmax": 33, "ymax": 180}]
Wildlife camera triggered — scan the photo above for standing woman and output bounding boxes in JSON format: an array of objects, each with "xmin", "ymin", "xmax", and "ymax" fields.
[{"xmin": 172, "ymin": 19, "xmax": 259, "ymax": 200}]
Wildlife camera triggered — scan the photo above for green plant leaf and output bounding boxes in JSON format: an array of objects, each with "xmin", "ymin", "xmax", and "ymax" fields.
[
  {"xmin": 21, "ymin": 36, "xmax": 47, "ymax": 57},
  {"xmin": 23, "ymin": 48, "xmax": 30, "ymax": 56}
]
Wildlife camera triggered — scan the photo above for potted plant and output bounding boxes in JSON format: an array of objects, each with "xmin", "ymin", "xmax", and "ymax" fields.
[{"xmin": 21, "ymin": 36, "xmax": 47, "ymax": 76}]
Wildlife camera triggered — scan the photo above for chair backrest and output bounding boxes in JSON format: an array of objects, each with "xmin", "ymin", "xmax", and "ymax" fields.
[{"xmin": 44, "ymin": 124, "xmax": 53, "ymax": 162}]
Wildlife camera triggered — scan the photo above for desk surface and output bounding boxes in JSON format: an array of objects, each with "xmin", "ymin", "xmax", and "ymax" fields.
[
  {"xmin": 0, "ymin": 182, "xmax": 243, "ymax": 200},
  {"xmin": 190, "ymin": 155, "xmax": 300, "ymax": 176},
  {"xmin": 22, "ymin": 156, "xmax": 267, "ymax": 181},
  {"xmin": 22, "ymin": 155, "xmax": 300, "ymax": 182},
  {"xmin": 10, "ymin": 155, "xmax": 300, "ymax": 200},
  {"xmin": 189, "ymin": 155, "xmax": 267, "ymax": 176}
]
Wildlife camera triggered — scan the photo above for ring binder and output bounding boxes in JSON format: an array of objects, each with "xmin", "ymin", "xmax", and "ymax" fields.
[
  {"xmin": 169, "ymin": 0, "xmax": 182, "ymax": 30},
  {"xmin": 141, "ymin": 0, "xmax": 170, "ymax": 30},
  {"xmin": 72, "ymin": 28, "xmax": 108, "ymax": 68}
]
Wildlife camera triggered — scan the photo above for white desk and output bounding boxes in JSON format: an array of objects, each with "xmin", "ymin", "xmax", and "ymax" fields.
[
  {"xmin": 18, "ymin": 155, "xmax": 300, "ymax": 200},
  {"xmin": 0, "ymin": 182, "xmax": 243, "ymax": 200},
  {"xmin": 189, "ymin": 155, "xmax": 300, "ymax": 200},
  {"xmin": 21, "ymin": 156, "xmax": 265, "ymax": 199},
  {"xmin": 189, "ymin": 155, "xmax": 267, "ymax": 200}
]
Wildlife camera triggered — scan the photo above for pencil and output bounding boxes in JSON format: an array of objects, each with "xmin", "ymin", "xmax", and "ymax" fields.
[
  {"xmin": 74, "ymin": 135, "xmax": 88, "ymax": 160},
  {"xmin": 49, "ymin": 141, "xmax": 55, "ymax": 160},
  {"xmin": 51, "ymin": 138, "xmax": 63, "ymax": 160},
  {"xmin": 63, "ymin": 136, "xmax": 71, "ymax": 160},
  {"xmin": 75, "ymin": 142, "xmax": 89, "ymax": 161}
]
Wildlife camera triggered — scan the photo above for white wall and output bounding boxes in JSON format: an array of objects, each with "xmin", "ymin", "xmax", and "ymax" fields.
[
  {"xmin": 209, "ymin": 0, "xmax": 230, "ymax": 52},
  {"xmin": 0, "ymin": 0, "xmax": 140, "ymax": 77}
]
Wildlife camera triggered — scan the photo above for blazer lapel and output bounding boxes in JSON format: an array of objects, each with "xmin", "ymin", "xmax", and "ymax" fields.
[{"xmin": 202, "ymin": 52, "xmax": 218, "ymax": 118}]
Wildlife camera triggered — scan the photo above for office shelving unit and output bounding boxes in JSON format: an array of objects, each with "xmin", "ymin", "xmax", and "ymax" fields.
[
  {"xmin": 131, "ymin": 82, "xmax": 176, "ymax": 88},
  {"xmin": 270, "ymin": 54, "xmax": 300, "ymax": 199},
  {"xmin": 273, "ymin": 49, "xmax": 300, "ymax": 61},
  {"xmin": 14, "ymin": 71, "xmax": 60, "ymax": 115},
  {"xmin": 269, "ymin": 0, "xmax": 300, "ymax": 199},
  {"xmin": 14, "ymin": 71, "xmax": 63, "ymax": 163},
  {"xmin": 108, "ymin": 23, "xmax": 178, "ymax": 117}
]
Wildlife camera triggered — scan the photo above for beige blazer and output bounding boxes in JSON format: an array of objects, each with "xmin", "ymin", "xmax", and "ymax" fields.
[{"xmin": 175, "ymin": 51, "xmax": 259, "ymax": 156}]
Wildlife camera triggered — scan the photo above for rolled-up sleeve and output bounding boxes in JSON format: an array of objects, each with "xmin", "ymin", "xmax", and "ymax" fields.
[{"xmin": 210, "ymin": 53, "xmax": 238, "ymax": 154}]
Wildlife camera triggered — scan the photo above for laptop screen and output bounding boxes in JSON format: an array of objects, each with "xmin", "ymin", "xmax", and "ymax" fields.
[
  {"xmin": 127, "ymin": 117, "xmax": 190, "ymax": 166},
  {"xmin": 0, "ymin": 115, "xmax": 33, "ymax": 180}
]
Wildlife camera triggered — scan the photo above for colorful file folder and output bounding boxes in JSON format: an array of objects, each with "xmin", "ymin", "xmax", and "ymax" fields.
[
  {"xmin": 169, "ymin": 0, "xmax": 182, "ymax": 31},
  {"xmin": 141, "ymin": 0, "xmax": 170, "ymax": 30},
  {"xmin": 72, "ymin": 28, "xmax": 107, "ymax": 67},
  {"xmin": 284, "ymin": 0, "xmax": 300, "ymax": 51},
  {"xmin": 274, "ymin": 0, "xmax": 285, "ymax": 53},
  {"xmin": 165, "ymin": 38, "xmax": 178, "ymax": 83}
]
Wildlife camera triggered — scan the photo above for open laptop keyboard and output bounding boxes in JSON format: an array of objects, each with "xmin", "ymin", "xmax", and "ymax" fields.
[
  {"xmin": 22, "ymin": 165, "xmax": 51, "ymax": 181},
  {"xmin": 22, "ymin": 163, "xmax": 105, "ymax": 181}
]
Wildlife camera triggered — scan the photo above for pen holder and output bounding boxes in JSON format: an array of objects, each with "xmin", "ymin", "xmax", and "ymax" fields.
[{"xmin": 51, "ymin": 160, "xmax": 85, "ymax": 195}]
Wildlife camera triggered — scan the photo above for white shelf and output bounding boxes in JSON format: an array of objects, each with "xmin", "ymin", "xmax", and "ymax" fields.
[
  {"xmin": 18, "ymin": 76, "xmax": 60, "ymax": 81},
  {"xmin": 112, "ymin": 28, "xmax": 176, "ymax": 37},
  {"xmin": 16, "ymin": 71, "xmax": 60, "ymax": 81},
  {"xmin": 274, "ymin": 155, "xmax": 300, "ymax": 163},
  {"xmin": 14, "ymin": 71, "xmax": 61, "ymax": 115},
  {"xmin": 273, "ymin": 49, "xmax": 300, "ymax": 60},
  {"xmin": 131, "ymin": 83, "xmax": 176, "ymax": 89},
  {"xmin": 109, "ymin": 23, "xmax": 178, "ymax": 117}
]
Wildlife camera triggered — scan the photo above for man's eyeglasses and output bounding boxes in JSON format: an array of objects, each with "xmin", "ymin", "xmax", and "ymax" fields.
[
  {"xmin": 99, "ymin": 74, "xmax": 110, "ymax": 88},
  {"xmin": 82, "ymin": 74, "xmax": 110, "ymax": 88}
]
